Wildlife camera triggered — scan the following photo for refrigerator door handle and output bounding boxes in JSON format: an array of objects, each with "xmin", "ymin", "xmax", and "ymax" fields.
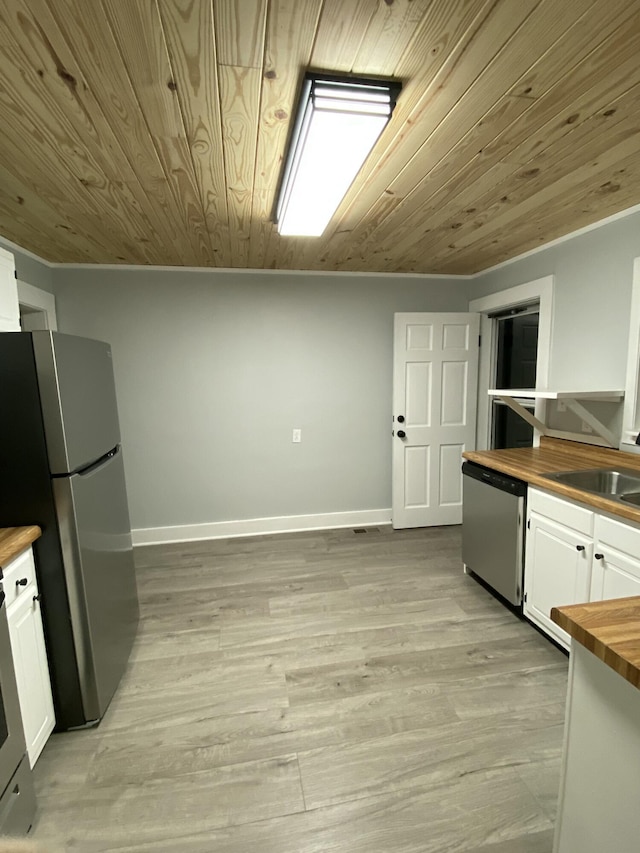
[{"xmin": 55, "ymin": 445, "xmax": 120, "ymax": 479}]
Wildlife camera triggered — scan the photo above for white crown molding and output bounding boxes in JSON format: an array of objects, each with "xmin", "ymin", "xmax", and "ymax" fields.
[
  {"xmin": 475, "ymin": 202, "xmax": 640, "ymax": 277},
  {"xmin": 0, "ymin": 235, "xmax": 55, "ymax": 267},
  {"xmin": 132, "ymin": 508, "xmax": 391, "ymax": 546},
  {"xmin": 50, "ymin": 262, "xmax": 471, "ymax": 280},
  {"xmin": 4, "ymin": 201, "xmax": 640, "ymax": 280}
]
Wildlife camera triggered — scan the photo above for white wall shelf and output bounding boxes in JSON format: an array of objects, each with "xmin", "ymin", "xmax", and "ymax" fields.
[{"xmin": 488, "ymin": 389, "xmax": 625, "ymax": 447}]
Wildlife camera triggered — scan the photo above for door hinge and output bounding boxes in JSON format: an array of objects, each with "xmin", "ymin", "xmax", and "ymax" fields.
[
  {"xmin": 478, "ymin": 334, "xmax": 482, "ymax": 347},
  {"xmin": 527, "ymin": 519, "xmax": 530, "ymax": 530},
  {"xmin": 524, "ymin": 592, "xmax": 528, "ymax": 603}
]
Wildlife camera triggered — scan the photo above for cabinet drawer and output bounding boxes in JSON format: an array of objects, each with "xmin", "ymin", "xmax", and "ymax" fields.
[
  {"xmin": 528, "ymin": 487, "xmax": 594, "ymax": 536},
  {"xmin": 595, "ymin": 514, "xmax": 640, "ymax": 558},
  {"xmin": 2, "ymin": 548, "xmax": 37, "ymax": 610}
]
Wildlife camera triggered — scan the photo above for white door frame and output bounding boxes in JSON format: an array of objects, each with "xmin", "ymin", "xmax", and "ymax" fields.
[
  {"xmin": 470, "ymin": 275, "xmax": 554, "ymax": 450},
  {"xmin": 17, "ymin": 281, "xmax": 57, "ymax": 331},
  {"xmin": 620, "ymin": 257, "xmax": 640, "ymax": 451}
]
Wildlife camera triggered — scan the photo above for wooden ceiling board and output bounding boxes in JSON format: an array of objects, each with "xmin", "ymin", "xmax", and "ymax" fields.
[
  {"xmin": 401, "ymin": 82, "xmax": 640, "ymax": 273},
  {"xmin": 448, "ymin": 150, "xmax": 640, "ymax": 275},
  {"xmin": 215, "ymin": 0, "xmax": 266, "ymax": 267},
  {"xmin": 157, "ymin": 0, "xmax": 231, "ymax": 264},
  {"xmin": 0, "ymin": 157, "xmax": 104, "ymax": 263},
  {"xmin": 290, "ymin": 0, "xmax": 496, "ymax": 270},
  {"xmin": 1, "ymin": 1, "xmax": 640, "ymax": 273},
  {"xmin": 351, "ymin": 0, "xmax": 435, "ymax": 78},
  {"xmin": 247, "ymin": 0, "xmax": 324, "ymax": 270},
  {"xmin": 365, "ymin": 1, "xmax": 640, "ymax": 271},
  {"xmin": 35, "ymin": 0, "xmax": 190, "ymax": 263},
  {"xmin": 219, "ymin": 64, "xmax": 262, "ymax": 268},
  {"xmin": 0, "ymin": 0, "xmax": 169, "ymax": 264},
  {"xmin": 309, "ymin": 0, "xmax": 377, "ymax": 73},
  {"xmin": 214, "ymin": 0, "xmax": 267, "ymax": 68},
  {"xmin": 394, "ymin": 35, "xmax": 640, "ymax": 269},
  {"xmin": 319, "ymin": 0, "xmax": 600, "ymax": 271},
  {"xmin": 292, "ymin": 0, "xmax": 517, "ymax": 270},
  {"xmin": 433, "ymin": 131, "xmax": 640, "ymax": 265},
  {"xmin": 101, "ymin": 0, "xmax": 217, "ymax": 264}
]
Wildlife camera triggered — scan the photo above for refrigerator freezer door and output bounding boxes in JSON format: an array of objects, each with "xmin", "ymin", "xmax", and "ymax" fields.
[
  {"xmin": 53, "ymin": 448, "xmax": 139, "ymax": 722},
  {"xmin": 32, "ymin": 332, "xmax": 121, "ymax": 474}
]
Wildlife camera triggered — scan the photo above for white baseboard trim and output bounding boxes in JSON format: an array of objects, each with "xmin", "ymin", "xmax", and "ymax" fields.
[{"xmin": 132, "ymin": 508, "xmax": 392, "ymax": 547}]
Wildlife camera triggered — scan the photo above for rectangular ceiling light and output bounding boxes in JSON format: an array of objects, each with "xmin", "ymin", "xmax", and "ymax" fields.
[{"xmin": 275, "ymin": 73, "xmax": 401, "ymax": 238}]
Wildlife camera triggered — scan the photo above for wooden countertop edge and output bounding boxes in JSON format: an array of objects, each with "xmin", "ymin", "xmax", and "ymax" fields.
[
  {"xmin": 0, "ymin": 526, "xmax": 42, "ymax": 570},
  {"xmin": 551, "ymin": 598, "xmax": 640, "ymax": 689}
]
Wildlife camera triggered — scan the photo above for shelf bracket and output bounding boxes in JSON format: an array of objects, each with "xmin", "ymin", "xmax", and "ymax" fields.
[
  {"xmin": 496, "ymin": 395, "xmax": 548, "ymax": 434},
  {"xmin": 564, "ymin": 398, "xmax": 617, "ymax": 448}
]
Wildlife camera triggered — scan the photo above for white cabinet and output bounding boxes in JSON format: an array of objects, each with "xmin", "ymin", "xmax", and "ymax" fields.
[
  {"xmin": 524, "ymin": 489, "xmax": 594, "ymax": 650},
  {"xmin": 3, "ymin": 547, "xmax": 55, "ymax": 766},
  {"xmin": 525, "ymin": 487, "xmax": 640, "ymax": 649},
  {"xmin": 0, "ymin": 247, "xmax": 19, "ymax": 332},
  {"xmin": 590, "ymin": 514, "xmax": 640, "ymax": 600}
]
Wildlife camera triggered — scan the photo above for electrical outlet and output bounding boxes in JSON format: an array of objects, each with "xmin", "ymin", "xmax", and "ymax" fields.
[
  {"xmin": 292, "ymin": 428, "xmax": 301, "ymax": 443},
  {"xmin": 581, "ymin": 420, "xmax": 593, "ymax": 433}
]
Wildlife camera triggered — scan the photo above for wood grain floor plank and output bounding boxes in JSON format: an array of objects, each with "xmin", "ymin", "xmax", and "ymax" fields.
[
  {"xmin": 72, "ymin": 772, "xmax": 551, "ymax": 853},
  {"xmin": 31, "ymin": 526, "xmax": 565, "ymax": 851}
]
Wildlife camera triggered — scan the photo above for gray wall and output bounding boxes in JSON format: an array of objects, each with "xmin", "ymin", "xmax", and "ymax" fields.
[
  {"xmin": 52, "ymin": 268, "xmax": 471, "ymax": 530},
  {"xmin": 471, "ymin": 211, "xmax": 640, "ymax": 391},
  {"xmin": 0, "ymin": 237, "xmax": 55, "ymax": 293}
]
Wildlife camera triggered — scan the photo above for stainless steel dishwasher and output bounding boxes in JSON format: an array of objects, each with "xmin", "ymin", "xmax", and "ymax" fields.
[{"xmin": 461, "ymin": 460, "xmax": 527, "ymax": 606}]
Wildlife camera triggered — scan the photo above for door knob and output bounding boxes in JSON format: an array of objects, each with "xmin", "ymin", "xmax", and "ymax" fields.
[
  {"xmin": 397, "ymin": 415, "xmax": 405, "ymax": 423},
  {"xmin": 397, "ymin": 430, "xmax": 406, "ymax": 439}
]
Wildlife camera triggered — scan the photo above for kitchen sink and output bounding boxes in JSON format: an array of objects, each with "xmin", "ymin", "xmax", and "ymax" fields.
[
  {"xmin": 543, "ymin": 467, "xmax": 640, "ymax": 498},
  {"xmin": 620, "ymin": 492, "xmax": 640, "ymax": 507}
]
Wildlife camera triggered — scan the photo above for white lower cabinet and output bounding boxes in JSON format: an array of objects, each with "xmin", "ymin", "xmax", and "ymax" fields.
[
  {"xmin": 590, "ymin": 514, "xmax": 640, "ymax": 600},
  {"xmin": 524, "ymin": 489, "xmax": 594, "ymax": 651},
  {"xmin": 3, "ymin": 547, "xmax": 55, "ymax": 766},
  {"xmin": 525, "ymin": 487, "xmax": 640, "ymax": 649}
]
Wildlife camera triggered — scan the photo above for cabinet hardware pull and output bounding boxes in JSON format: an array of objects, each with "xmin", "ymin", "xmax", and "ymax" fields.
[
  {"xmin": 576, "ymin": 545, "xmax": 585, "ymax": 552},
  {"xmin": 15, "ymin": 578, "xmax": 27, "ymax": 587},
  {"xmin": 595, "ymin": 553, "xmax": 604, "ymax": 560},
  {"xmin": 33, "ymin": 594, "xmax": 42, "ymax": 603}
]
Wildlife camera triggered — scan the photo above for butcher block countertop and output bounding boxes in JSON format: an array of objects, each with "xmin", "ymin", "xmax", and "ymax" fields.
[
  {"xmin": 463, "ymin": 436, "xmax": 640, "ymax": 525},
  {"xmin": 0, "ymin": 526, "xmax": 41, "ymax": 570},
  {"xmin": 551, "ymin": 597, "xmax": 640, "ymax": 689}
]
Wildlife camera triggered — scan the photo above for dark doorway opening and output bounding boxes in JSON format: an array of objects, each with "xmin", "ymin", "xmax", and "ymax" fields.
[{"xmin": 491, "ymin": 310, "xmax": 539, "ymax": 450}]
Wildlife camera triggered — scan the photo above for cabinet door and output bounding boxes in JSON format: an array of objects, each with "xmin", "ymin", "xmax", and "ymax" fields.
[
  {"xmin": 590, "ymin": 546, "xmax": 640, "ymax": 601},
  {"xmin": 524, "ymin": 512, "xmax": 592, "ymax": 650},
  {"xmin": 7, "ymin": 586, "xmax": 55, "ymax": 767},
  {"xmin": 591, "ymin": 515, "xmax": 640, "ymax": 602}
]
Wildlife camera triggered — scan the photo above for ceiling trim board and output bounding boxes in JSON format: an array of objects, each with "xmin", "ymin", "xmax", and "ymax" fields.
[
  {"xmin": 50, "ymin": 262, "xmax": 471, "ymax": 280},
  {"xmin": 4, "ymin": 200, "xmax": 640, "ymax": 280},
  {"xmin": 0, "ymin": 236, "xmax": 55, "ymax": 268},
  {"xmin": 475, "ymin": 201, "xmax": 640, "ymax": 278}
]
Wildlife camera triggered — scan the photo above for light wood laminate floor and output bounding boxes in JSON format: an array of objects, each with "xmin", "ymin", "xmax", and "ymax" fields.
[{"xmin": 31, "ymin": 526, "xmax": 568, "ymax": 852}]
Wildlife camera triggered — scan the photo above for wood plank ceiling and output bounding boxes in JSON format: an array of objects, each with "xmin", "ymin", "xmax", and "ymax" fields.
[{"xmin": 0, "ymin": 0, "xmax": 639, "ymax": 274}]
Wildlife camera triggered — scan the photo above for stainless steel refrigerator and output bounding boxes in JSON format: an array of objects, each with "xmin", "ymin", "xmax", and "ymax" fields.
[{"xmin": 0, "ymin": 331, "xmax": 139, "ymax": 729}]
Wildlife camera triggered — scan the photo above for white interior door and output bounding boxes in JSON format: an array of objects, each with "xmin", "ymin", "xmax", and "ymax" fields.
[{"xmin": 392, "ymin": 312, "xmax": 479, "ymax": 529}]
